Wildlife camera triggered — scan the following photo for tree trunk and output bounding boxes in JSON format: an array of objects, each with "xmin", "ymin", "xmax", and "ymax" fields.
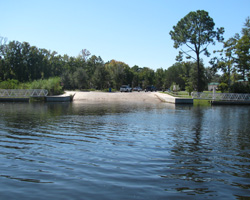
[
  {"xmin": 228, "ymin": 64, "xmax": 231, "ymax": 92},
  {"xmin": 197, "ymin": 55, "xmax": 201, "ymax": 92}
]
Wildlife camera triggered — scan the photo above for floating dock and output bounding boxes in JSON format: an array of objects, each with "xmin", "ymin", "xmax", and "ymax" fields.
[
  {"xmin": 45, "ymin": 96, "xmax": 71, "ymax": 102},
  {"xmin": 211, "ymin": 100, "xmax": 250, "ymax": 105},
  {"xmin": 0, "ymin": 98, "xmax": 30, "ymax": 102}
]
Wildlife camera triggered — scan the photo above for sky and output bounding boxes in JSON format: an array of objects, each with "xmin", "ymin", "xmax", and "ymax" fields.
[{"xmin": 1, "ymin": 0, "xmax": 250, "ymax": 70}]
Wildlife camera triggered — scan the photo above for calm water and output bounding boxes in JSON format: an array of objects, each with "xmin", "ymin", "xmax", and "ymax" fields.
[{"xmin": 0, "ymin": 101, "xmax": 250, "ymax": 200}]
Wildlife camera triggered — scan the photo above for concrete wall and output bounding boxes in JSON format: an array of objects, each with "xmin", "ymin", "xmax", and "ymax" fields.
[
  {"xmin": 155, "ymin": 93, "xmax": 193, "ymax": 104},
  {"xmin": 46, "ymin": 96, "xmax": 71, "ymax": 102}
]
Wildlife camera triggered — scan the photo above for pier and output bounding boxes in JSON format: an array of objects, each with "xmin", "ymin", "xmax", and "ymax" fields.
[
  {"xmin": 192, "ymin": 92, "xmax": 250, "ymax": 105},
  {"xmin": 0, "ymin": 89, "xmax": 48, "ymax": 102}
]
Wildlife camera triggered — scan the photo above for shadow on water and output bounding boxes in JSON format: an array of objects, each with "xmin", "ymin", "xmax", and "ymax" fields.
[{"xmin": 159, "ymin": 105, "xmax": 250, "ymax": 198}]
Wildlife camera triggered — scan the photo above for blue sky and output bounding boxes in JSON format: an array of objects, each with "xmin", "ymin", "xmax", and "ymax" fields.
[{"xmin": 1, "ymin": 0, "xmax": 250, "ymax": 70}]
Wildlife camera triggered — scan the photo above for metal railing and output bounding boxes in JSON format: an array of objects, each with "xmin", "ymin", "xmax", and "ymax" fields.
[
  {"xmin": 191, "ymin": 92, "xmax": 250, "ymax": 101},
  {"xmin": 0, "ymin": 89, "xmax": 48, "ymax": 97}
]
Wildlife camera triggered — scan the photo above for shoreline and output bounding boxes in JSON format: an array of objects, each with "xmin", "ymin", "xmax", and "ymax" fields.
[{"xmin": 64, "ymin": 91, "xmax": 162, "ymax": 103}]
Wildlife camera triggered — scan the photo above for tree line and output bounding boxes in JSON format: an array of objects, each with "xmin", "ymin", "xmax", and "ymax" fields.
[
  {"xmin": 0, "ymin": 10, "xmax": 249, "ymax": 93},
  {"xmin": 0, "ymin": 38, "xmax": 215, "ymax": 91}
]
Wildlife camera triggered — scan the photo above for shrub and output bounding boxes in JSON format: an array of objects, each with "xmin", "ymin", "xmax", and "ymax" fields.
[
  {"xmin": 230, "ymin": 82, "xmax": 250, "ymax": 93},
  {"xmin": 0, "ymin": 79, "xmax": 19, "ymax": 89},
  {"xmin": 0, "ymin": 77, "xmax": 63, "ymax": 95},
  {"xmin": 29, "ymin": 77, "xmax": 63, "ymax": 95},
  {"xmin": 170, "ymin": 82, "xmax": 180, "ymax": 92},
  {"xmin": 218, "ymin": 82, "xmax": 228, "ymax": 93}
]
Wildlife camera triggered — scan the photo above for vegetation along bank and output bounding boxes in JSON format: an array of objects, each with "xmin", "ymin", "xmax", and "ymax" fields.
[{"xmin": 0, "ymin": 11, "xmax": 249, "ymax": 95}]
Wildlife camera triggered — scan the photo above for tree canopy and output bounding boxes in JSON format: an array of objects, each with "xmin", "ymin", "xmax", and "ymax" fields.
[
  {"xmin": 210, "ymin": 17, "xmax": 250, "ymax": 92},
  {"xmin": 169, "ymin": 10, "xmax": 224, "ymax": 91},
  {"xmin": 0, "ymin": 11, "xmax": 249, "ymax": 93}
]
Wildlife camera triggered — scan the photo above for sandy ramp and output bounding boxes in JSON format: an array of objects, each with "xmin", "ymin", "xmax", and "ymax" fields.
[{"xmin": 64, "ymin": 91, "xmax": 162, "ymax": 103}]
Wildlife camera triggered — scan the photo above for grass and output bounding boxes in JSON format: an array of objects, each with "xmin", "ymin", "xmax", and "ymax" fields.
[
  {"xmin": 203, "ymin": 90, "xmax": 222, "ymax": 94},
  {"xmin": 193, "ymin": 99, "xmax": 211, "ymax": 106},
  {"xmin": 162, "ymin": 91, "xmax": 212, "ymax": 106},
  {"xmin": 161, "ymin": 91, "xmax": 192, "ymax": 98}
]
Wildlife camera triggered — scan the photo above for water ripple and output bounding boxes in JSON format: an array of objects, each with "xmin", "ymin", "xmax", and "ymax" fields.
[{"xmin": 0, "ymin": 103, "xmax": 250, "ymax": 199}]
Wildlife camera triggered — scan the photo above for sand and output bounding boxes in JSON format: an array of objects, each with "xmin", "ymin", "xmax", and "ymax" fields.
[{"xmin": 64, "ymin": 91, "xmax": 163, "ymax": 103}]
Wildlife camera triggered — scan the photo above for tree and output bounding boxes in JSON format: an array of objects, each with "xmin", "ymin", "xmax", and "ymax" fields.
[
  {"xmin": 0, "ymin": 36, "xmax": 8, "ymax": 80},
  {"xmin": 73, "ymin": 68, "xmax": 88, "ymax": 89},
  {"xmin": 92, "ymin": 65, "xmax": 109, "ymax": 90},
  {"xmin": 242, "ymin": 17, "xmax": 250, "ymax": 37},
  {"xmin": 155, "ymin": 68, "xmax": 165, "ymax": 90},
  {"xmin": 105, "ymin": 60, "xmax": 131, "ymax": 90},
  {"xmin": 169, "ymin": 10, "xmax": 224, "ymax": 92},
  {"xmin": 139, "ymin": 67, "xmax": 155, "ymax": 88},
  {"xmin": 80, "ymin": 49, "xmax": 91, "ymax": 62},
  {"xmin": 235, "ymin": 18, "xmax": 250, "ymax": 80},
  {"xmin": 211, "ymin": 16, "xmax": 250, "ymax": 85},
  {"xmin": 189, "ymin": 61, "xmax": 207, "ymax": 91},
  {"xmin": 165, "ymin": 62, "xmax": 185, "ymax": 89},
  {"xmin": 210, "ymin": 35, "xmax": 238, "ymax": 91}
]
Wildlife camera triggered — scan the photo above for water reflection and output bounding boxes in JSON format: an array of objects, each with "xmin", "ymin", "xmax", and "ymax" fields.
[{"xmin": 0, "ymin": 102, "xmax": 250, "ymax": 199}]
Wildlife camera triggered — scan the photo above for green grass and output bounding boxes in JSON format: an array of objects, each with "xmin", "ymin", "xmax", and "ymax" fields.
[
  {"xmin": 203, "ymin": 90, "xmax": 222, "ymax": 94},
  {"xmin": 161, "ymin": 91, "xmax": 192, "ymax": 98},
  {"xmin": 193, "ymin": 99, "xmax": 211, "ymax": 106},
  {"xmin": 162, "ymin": 91, "xmax": 212, "ymax": 106}
]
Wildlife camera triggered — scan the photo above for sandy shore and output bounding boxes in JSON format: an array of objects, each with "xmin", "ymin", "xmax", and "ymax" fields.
[{"xmin": 64, "ymin": 91, "xmax": 162, "ymax": 103}]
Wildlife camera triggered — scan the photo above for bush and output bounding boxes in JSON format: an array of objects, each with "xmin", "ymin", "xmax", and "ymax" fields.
[
  {"xmin": 0, "ymin": 77, "xmax": 63, "ymax": 95},
  {"xmin": 102, "ymin": 88, "xmax": 116, "ymax": 92},
  {"xmin": 230, "ymin": 82, "xmax": 250, "ymax": 93},
  {"xmin": 0, "ymin": 79, "xmax": 19, "ymax": 89},
  {"xmin": 218, "ymin": 82, "xmax": 228, "ymax": 93},
  {"xmin": 170, "ymin": 82, "xmax": 180, "ymax": 92},
  {"xmin": 29, "ymin": 77, "xmax": 63, "ymax": 95}
]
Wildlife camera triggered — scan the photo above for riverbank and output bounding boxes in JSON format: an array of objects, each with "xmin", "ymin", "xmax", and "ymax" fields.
[
  {"xmin": 64, "ymin": 91, "xmax": 162, "ymax": 103},
  {"xmin": 0, "ymin": 91, "xmax": 192, "ymax": 104}
]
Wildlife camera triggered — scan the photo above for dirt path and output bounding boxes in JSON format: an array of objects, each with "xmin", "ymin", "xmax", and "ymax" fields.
[{"xmin": 64, "ymin": 91, "xmax": 162, "ymax": 103}]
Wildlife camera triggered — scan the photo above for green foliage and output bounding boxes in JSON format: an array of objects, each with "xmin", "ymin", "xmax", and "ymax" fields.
[
  {"xmin": 211, "ymin": 17, "xmax": 250, "ymax": 89},
  {"xmin": 185, "ymin": 83, "xmax": 193, "ymax": 96},
  {"xmin": 0, "ymin": 36, "xmax": 221, "ymax": 94},
  {"xmin": 218, "ymin": 82, "xmax": 228, "ymax": 93},
  {"xmin": 193, "ymin": 99, "xmax": 211, "ymax": 106},
  {"xmin": 28, "ymin": 77, "xmax": 63, "ymax": 95},
  {"xmin": 0, "ymin": 79, "xmax": 19, "ymax": 89},
  {"xmin": 102, "ymin": 88, "xmax": 117, "ymax": 92},
  {"xmin": 169, "ymin": 10, "xmax": 224, "ymax": 92},
  {"xmin": 230, "ymin": 82, "xmax": 250, "ymax": 93},
  {"xmin": 170, "ymin": 82, "xmax": 180, "ymax": 91},
  {"xmin": 0, "ymin": 77, "xmax": 63, "ymax": 95},
  {"xmin": 235, "ymin": 34, "xmax": 250, "ymax": 78},
  {"xmin": 165, "ymin": 62, "xmax": 185, "ymax": 89},
  {"xmin": 189, "ymin": 62, "xmax": 207, "ymax": 91},
  {"xmin": 72, "ymin": 68, "xmax": 89, "ymax": 89},
  {"xmin": 105, "ymin": 60, "xmax": 133, "ymax": 90}
]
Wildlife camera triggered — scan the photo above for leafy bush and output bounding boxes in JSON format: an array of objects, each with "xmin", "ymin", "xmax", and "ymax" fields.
[
  {"xmin": 218, "ymin": 82, "xmax": 228, "ymax": 93},
  {"xmin": 29, "ymin": 77, "xmax": 63, "ymax": 95},
  {"xmin": 230, "ymin": 82, "xmax": 250, "ymax": 93},
  {"xmin": 0, "ymin": 77, "xmax": 63, "ymax": 95},
  {"xmin": 102, "ymin": 88, "xmax": 116, "ymax": 92},
  {"xmin": 0, "ymin": 79, "xmax": 19, "ymax": 89},
  {"xmin": 170, "ymin": 82, "xmax": 180, "ymax": 92}
]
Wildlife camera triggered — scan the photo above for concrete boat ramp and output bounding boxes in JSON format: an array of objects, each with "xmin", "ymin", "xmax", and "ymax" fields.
[
  {"xmin": 155, "ymin": 92, "xmax": 193, "ymax": 104},
  {"xmin": 0, "ymin": 90, "xmax": 193, "ymax": 104}
]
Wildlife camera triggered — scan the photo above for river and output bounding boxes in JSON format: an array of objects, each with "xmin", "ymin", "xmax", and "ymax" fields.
[{"xmin": 0, "ymin": 101, "xmax": 250, "ymax": 199}]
